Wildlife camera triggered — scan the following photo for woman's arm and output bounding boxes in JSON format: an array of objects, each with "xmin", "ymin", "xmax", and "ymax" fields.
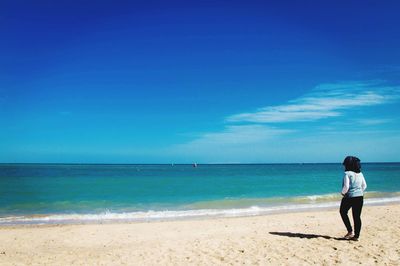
[
  {"xmin": 341, "ymin": 174, "xmax": 349, "ymax": 196},
  {"xmin": 361, "ymin": 175, "xmax": 367, "ymax": 191}
]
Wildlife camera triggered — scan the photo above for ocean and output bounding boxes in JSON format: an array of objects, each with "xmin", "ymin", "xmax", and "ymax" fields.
[{"xmin": 1, "ymin": 163, "xmax": 399, "ymax": 224}]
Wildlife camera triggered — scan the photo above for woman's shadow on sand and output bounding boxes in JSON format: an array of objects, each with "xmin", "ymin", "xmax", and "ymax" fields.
[{"xmin": 269, "ymin": 232, "xmax": 347, "ymax": 241}]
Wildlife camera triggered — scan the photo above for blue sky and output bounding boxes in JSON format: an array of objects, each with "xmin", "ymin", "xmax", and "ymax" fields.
[{"xmin": 1, "ymin": 1, "xmax": 399, "ymax": 163}]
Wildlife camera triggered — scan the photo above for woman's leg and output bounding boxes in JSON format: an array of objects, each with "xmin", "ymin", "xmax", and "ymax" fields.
[
  {"xmin": 340, "ymin": 197, "xmax": 353, "ymax": 233},
  {"xmin": 352, "ymin": 196, "xmax": 364, "ymax": 238}
]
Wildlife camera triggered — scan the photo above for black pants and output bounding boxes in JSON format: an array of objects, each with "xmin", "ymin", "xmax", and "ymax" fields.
[{"xmin": 340, "ymin": 196, "xmax": 363, "ymax": 238}]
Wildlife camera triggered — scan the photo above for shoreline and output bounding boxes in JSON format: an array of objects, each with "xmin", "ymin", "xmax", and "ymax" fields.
[
  {"xmin": 0, "ymin": 204, "xmax": 399, "ymax": 265},
  {"xmin": 1, "ymin": 194, "xmax": 400, "ymax": 226},
  {"xmin": 1, "ymin": 201, "xmax": 399, "ymax": 228}
]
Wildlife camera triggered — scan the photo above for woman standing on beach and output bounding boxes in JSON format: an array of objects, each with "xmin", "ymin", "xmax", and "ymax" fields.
[{"xmin": 340, "ymin": 156, "xmax": 367, "ymax": 241}]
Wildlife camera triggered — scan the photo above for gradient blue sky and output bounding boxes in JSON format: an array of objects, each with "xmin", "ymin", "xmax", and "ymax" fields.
[{"xmin": 1, "ymin": 1, "xmax": 400, "ymax": 163}]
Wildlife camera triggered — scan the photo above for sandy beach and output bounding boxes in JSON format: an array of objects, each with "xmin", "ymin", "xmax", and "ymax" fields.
[{"xmin": 1, "ymin": 204, "xmax": 399, "ymax": 265}]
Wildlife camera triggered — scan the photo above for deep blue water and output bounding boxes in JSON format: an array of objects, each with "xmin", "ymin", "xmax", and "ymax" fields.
[{"xmin": 0, "ymin": 163, "xmax": 399, "ymax": 223}]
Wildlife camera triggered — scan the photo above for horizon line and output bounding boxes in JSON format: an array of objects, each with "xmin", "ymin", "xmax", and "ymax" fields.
[{"xmin": 1, "ymin": 162, "xmax": 399, "ymax": 165}]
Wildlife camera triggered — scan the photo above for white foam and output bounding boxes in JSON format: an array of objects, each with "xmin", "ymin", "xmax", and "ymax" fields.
[
  {"xmin": 306, "ymin": 193, "xmax": 339, "ymax": 201},
  {"xmin": 1, "ymin": 196, "xmax": 399, "ymax": 225},
  {"xmin": 365, "ymin": 196, "xmax": 400, "ymax": 205},
  {"xmin": 0, "ymin": 203, "xmax": 339, "ymax": 224}
]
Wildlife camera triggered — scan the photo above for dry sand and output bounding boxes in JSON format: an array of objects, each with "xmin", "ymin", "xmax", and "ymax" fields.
[{"xmin": 1, "ymin": 204, "xmax": 399, "ymax": 265}]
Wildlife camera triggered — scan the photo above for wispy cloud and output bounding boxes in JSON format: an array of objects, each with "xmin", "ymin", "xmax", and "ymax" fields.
[
  {"xmin": 227, "ymin": 81, "xmax": 400, "ymax": 123},
  {"xmin": 170, "ymin": 80, "xmax": 400, "ymax": 162},
  {"xmin": 179, "ymin": 125, "xmax": 292, "ymax": 147},
  {"xmin": 356, "ymin": 118, "xmax": 395, "ymax": 126}
]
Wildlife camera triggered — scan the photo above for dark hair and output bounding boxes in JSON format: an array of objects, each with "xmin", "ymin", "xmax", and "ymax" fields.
[{"xmin": 342, "ymin": 156, "xmax": 361, "ymax": 173}]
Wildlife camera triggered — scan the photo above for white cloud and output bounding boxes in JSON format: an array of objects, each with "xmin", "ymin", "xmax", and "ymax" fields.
[
  {"xmin": 168, "ymin": 125, "xmax": 293, "ymax": 163},
  {"xmin": 356, "ymin": 118, "xmax": 394, "ymax": 126},
  {"xmin": 168, "ymin": 80, "xmax": 400, "ymax": 163},
  {"xmin": 183, "ymin": 125, "xmax": 292, "ymax": 146},
  {"xmin": 227, "ymin": 82, "xmax": 400, "ymax": 123}
]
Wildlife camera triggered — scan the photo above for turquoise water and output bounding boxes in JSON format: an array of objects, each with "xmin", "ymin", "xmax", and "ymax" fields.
[{"xmin": 1, "ymin": 163, "xmax": 399, "ymax": 224}]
